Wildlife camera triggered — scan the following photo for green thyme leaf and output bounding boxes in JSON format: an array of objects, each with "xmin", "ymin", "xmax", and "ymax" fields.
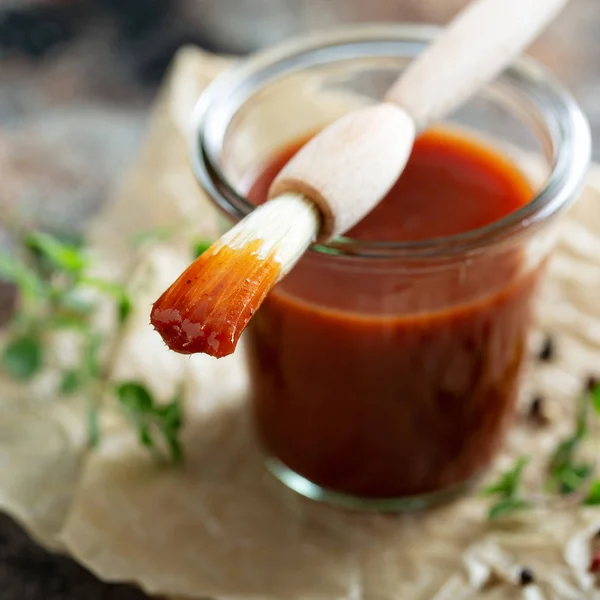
[
  {"xmin": 561, "ymin": 464, "xmax": 593, "ymax": 495},
  {"xmin": 488, "ymin": 497, "xmax": 531, "ymax": 521},
  {"xmin": 584, "ymin": 481, "xmax": 600, "ymax": 505},
  {"xmin": 25, "ymin": 231, "xmax": 88, "ymax": 274},
  {"xmin": 548, "ymin": 455, "xmax": 593, "ymax": 495},
  {"xmin": 483, "ymin": 457, "xmax": 529, "ymax": 498},
  {"xmin": 60, "ymin": 369, "xmax": 81, "ymax": 395},
  {"xmin": 117, "ymin": 294, "xmax": 133, "ymax": 324},
  {"xmin": 117, "ymin": 382, "xmax": 153, "ymax": 413},
  {"xmin": 0, "ymin": 252, "xmax": 46, "ymax": 301},
  {"xmin": 139, "ymin": 426, "xmax": 153, "ymax": 448},
  {"xmin": 193, "ymin": 239, "xmax": 212, "ymax": 258},
  {"xmin": 1, "ymin": 334, "xmax": 43, "ymax": 380},
  {"xmin": 484, "ymin": 457, "xmax": 531, "ymax": 521},
  {"xmin": 544, "ymin": 385, "xmax": 597, "ymax": 496},
  {"xmin": 591, "ymin": 384, "xmax": 600, "ymax": 415},
  {"xmin": 116, "ymin": 382, "xmax": 184, "ymax": 464},
  {"xmin": 549, "ymin": 436, "xmax": 579, "ymax": 475},
  {"xmin": 156, "ymin": 396, "xmax": 183, "ymax": 465}
]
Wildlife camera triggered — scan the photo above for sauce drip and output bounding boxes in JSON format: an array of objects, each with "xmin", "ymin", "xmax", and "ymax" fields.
[
  {"xmin": 245, "ymin": 128, "xmax": 539, "ymax": 499},
  {"xmin": 151, "ymin": 240, "xmax": 281, "ymax": 358}
]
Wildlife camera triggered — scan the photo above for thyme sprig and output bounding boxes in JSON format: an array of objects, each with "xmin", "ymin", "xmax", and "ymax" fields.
[
  {"xmin": 485, "ymin": 381, "xmax": 600, "ymax": 519},
  {"xmin": 0, "ymin": 230, "xmax": 186, "ymax": 464},
  {"xmin": 483, "ymin": 457, "xmax": 531, "ymax": 520}
]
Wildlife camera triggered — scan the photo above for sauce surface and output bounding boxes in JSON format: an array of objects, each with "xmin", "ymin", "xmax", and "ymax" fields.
[
  {"xmin": 246, "ymin": 128, "xmax": 539, "ymax": 499},
  {"xmin": 248, "ymin": 128, "xmax": 531, "ymax": 242}
]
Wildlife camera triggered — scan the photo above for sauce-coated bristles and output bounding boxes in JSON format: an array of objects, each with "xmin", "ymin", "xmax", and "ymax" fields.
[
  {"xmin": 151, "ymin": 240, "xmax": 281, "ymax": 358},
  {"xmin": 150, "ymin": 194, "xmax": 320, "ymax": 358}
]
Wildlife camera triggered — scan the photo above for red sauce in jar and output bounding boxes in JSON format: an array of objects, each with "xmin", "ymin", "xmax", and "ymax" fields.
[{"xmin": 245, "ymin": 128, "xmax": 539, "ymax": 499}]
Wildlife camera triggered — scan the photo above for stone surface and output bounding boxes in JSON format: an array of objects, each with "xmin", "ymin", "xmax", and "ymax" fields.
[{"xmin": 0, "ymin": 515, "xmax": 150, "ymax": 600}]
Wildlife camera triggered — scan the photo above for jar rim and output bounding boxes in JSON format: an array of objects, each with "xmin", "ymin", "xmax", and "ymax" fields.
[{"xmin": 191, "ymin": 23, "xmax": 591, "ymax": 259}]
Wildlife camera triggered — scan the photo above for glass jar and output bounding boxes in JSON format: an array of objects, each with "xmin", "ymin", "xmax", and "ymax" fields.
[{"xmin": 191, "ymin": 25, "xmax": 591, "ymax": 510}]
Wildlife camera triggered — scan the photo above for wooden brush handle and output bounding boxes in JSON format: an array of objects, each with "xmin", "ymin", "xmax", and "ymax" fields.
[
  {"xmin": 269, "ymin": 104, "xmax": 415, "ymax": 242},
  {"xmin": 270, "ymin": 0, "xmax": 569, "ymax": 241},
  {"xmin": 387, "ymin": 0, "xmax": 568, "ymax": 128}
]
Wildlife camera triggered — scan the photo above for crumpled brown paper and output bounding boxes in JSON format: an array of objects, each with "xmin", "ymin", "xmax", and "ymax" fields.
[{"xmin": 1, "ymin": 46, "xmax": 600, "ymax": 599}]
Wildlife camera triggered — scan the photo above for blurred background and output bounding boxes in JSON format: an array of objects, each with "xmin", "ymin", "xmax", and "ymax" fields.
[{"xmin": 0, "ymin": 0, "xmax": 597, "ymax": 239}]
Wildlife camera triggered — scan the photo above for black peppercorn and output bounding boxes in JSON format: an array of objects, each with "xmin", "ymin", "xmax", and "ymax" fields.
[
  {"xmin": 538, "ymin": 335, "xmax": 555, "ymax": 362},
  {"xmin": 518, "ymin": 567, "xmax": 535, "ymax": 586},
  {"xmin": 586, "ymin": 375, "xmax": 598, "ymax": 393},
  {"xmin": 527, "ymin": 395, "xmax": 549, "ymax": 425}
]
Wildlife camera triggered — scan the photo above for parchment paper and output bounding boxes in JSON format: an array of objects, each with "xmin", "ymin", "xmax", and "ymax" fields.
[{"xmin": 1, "ymin": 46, "xmax": 600, "ymax": 599}]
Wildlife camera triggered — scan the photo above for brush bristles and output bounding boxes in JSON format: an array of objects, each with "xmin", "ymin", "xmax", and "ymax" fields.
[
  {"xmin": 220, "ymin": 193, "xmax": 321, "ymax": 272},
  {"xmin": 151, "ymin": 239, "xmax": 281, "ymax": 357},
  {"xmin": 151, "ymin": 194, "xmax": 320, "ymax": 358}
]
